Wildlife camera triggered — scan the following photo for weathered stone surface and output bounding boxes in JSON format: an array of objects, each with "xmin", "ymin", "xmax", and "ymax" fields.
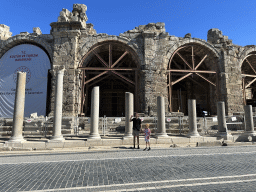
[
  {"xmin": 0, "ymin": 24, "xmax": 12, "ymax": 40},
  {"xmin": 0, "ymin": 4, "xmax": 255, "ymax": 118}
]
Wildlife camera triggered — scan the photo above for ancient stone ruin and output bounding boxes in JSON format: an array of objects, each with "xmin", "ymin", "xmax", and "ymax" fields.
[{"xmin": 1, "ymin": 3, "xmax": 256, "ymax": 120}]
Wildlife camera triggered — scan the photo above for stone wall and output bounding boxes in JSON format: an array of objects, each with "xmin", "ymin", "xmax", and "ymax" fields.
[
  {"xmin": 207, "ymin": 28, "xmax": 243, "ymax": 115},
  {"xmin": 0, "ymin": 3, "xmax": 255, "ymax": 117}
]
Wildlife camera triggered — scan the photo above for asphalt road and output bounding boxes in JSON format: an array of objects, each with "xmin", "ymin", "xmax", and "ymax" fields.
[{"xmin": 1, "ymin": 145, "xmax": 256, "ymax": 192}]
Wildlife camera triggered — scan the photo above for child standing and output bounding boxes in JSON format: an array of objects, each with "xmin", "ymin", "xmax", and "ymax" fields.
[{"xmin": 143, "ymin": 124, "xmax": 151, "ymax": 151}]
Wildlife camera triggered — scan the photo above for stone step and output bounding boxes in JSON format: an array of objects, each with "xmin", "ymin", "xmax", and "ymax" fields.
[
  {"xmin": 23, "ymin": 131, "xmax": 43, "ymax": 135},
  {"xmin": 0, "ymin": 126, "xmax": 12, "ymax": 131}
]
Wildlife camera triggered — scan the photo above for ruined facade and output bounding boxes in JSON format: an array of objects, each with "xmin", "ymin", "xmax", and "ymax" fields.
[{"xmin": 1, "ymin": 4, "xmax": 256, "ymax": 117}]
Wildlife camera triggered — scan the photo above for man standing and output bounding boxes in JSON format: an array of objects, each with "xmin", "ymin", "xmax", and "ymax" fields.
[{"xmin": 130, "ymin": 112, "xmax": 142, "ymax": 149}]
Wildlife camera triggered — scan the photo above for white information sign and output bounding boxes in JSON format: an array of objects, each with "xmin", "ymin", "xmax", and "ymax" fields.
[
  {"xmin": 231, "ymin": 116, "xmax": 237, "ymax": 121},
  {"xmin": 0, "ymin": 44, "xmax": 51, "ymax": 117},
  {"xmin": 213, "ymin": 117, "xmax": 218, "ymax": 122}
]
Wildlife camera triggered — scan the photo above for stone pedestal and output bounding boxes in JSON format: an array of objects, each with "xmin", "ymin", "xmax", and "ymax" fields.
[
  {"xmin": 89, "ymin": 86, "xmax": 101, "ymax": 139},
  {"xmin": 124, "ymin": 92, "xmax": 133, "ymax": 138},
  {"xmin": 156, "ymin": 96, "xmax": 168, "ymax": 138},
  {"xmin": 49, "ymin": 69, "xmax": 65, "ymax": 142},
  {"xmin": 187, "ymin": 99, "xmax": 200, "ymax": 137},
  {"xmin": 8, "ymin": 72, "xmax": 26, "ymax": 143},
  {"xmin": 216, "ymin": 101, "xmax": 232, "ymax": 140}
]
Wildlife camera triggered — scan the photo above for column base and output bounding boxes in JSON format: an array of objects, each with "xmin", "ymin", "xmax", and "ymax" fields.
[
  {"xmin": 7, "ymin": 136, "xmax": 26, "ymax": 143},
  {"xmin": 187, "ymin": 131, "xmax": 201, "ymax": 138},
  {"xmin": 88, "ymin": 133, "xmax": 101, "ymax": 140},
  {"xmin": 155, "ymin": 133, "xmax": 169, "ymax": 138},
  {"xmin": 48, "ymin": 135, "xmax": 65, "ymax": 142},
  {"xmin": 239, "ymin": 132, "xmax": 256, "ymax": 142},
  {"xmin": 216, "ymin": 132, "xmax": 233, "ymax": 140},
  {"xmin": 123, "ymin": 133, "xmax": 133, "ymax": 139},
  {"xmin": 243, "ymin": 131, "xmax": 256, "ymax": 136}
]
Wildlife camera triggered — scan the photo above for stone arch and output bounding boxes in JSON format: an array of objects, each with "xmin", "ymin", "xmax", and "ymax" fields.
[
  {"xmin": 78, "ymin": 36, "xmax": 144, "ymax": 67},
  {"xmin": 166, "ymin": 39, "xmax": 220, "ymax": 115},
  {"xmin": 239, "ymin": 46, "xmax": 256, "ymax": 105},
  {"xmin": 0, "ymin": 34, "xmax": 53, "ymax": 65},
  {"xmin": 78, "ymin": 39, "xmax": 142, "ymax": 116},
  {"xmin": 238, "ymin": 46, "xmax": 256, "ymax": 68},
  {"xmin": 165, "ymin": 39, "xmax": 220, "ymax": 69}
]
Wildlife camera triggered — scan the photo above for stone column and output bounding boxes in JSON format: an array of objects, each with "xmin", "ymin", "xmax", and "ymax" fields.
[
  {"xmin": 156, "ymin": 96, "xmax": 168, "ymax": 138},
  {"xmin": 89, "ymin": 86, "xmax": 101, "ymax": 139},
  {"xmin": 124, "ymin": 92, "xmax": 133, "ymax": 138},
  {"xmin": 49, "ymin": 69, "xmax": 65, "ymax": 142},
  {"xmin": 241, "ymin": 105, "xmax": 256, "ymax": 141},
  {"xmin": 244, "ymin": 105, "xmax": 255, "ymax": 133},
  {"xmin": 187, "ymin": 99, "xmax": 200, "ymax": 137},
  {"xmin": 216, "ymin": 101, "xmax": 232, "ymax": 139},
  {"xmin": 8, "ymin": 72, "xmax": 26, "ymax": 143}
]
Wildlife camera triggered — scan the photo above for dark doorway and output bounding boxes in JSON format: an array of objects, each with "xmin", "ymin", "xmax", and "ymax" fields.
[{"xmin": 86, "ymin": 77, "xmax": 134, "ymax": 117}]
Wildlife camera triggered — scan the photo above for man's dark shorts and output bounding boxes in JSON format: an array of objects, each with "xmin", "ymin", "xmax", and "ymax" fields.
[{"xmin": 133, "ymin": 130, "xmax": 140, "ymax": 136}]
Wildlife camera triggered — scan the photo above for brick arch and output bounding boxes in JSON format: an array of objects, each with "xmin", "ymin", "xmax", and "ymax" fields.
[
  {"xmin": 165, "ymin": 39, "xmax": 220, "ymax": 69},
  {"xmin": 78, "ymin": 36, "xmax": 144, "ymax": 67},
  {"xmin": 0, "ymin": 35, "xmax": 53, "ymax": 65}
]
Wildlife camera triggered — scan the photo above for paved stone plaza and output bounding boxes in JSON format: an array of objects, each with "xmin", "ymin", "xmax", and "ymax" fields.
[{"xmin": 1, "ymin": 145, "xmax": 256, "ymax": 191}]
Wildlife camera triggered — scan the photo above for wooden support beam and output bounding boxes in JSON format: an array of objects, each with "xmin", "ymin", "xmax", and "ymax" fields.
[
  {"xmin": 81, "ymin": 70, "xmax": 85, "ymax": 114},
  {"xmin": 246, "ymin": 59, "xmax": 256, "ymax": 74},
  {"xmin": 87, "ymin": 71, "xmax": 134, "ymax": 75},
  {"xmin": 171, "ymin": 73, "xmax": 193, "ymax": 86},
  {"xmin": 195, "ymin": 73, "xmax": 216, "ymax": 86},
  {"xmin": 109, "ymin": 44, "xmax": 112, "ymax": 67},
  {"xmin": 78, "ymin": 67, "xmax": 138, "ymax": 71},
  {"xmin": 242, "ymin": 74, "xmax": 256, "ymax": 78},
  {"xmin": 176, "ymin": 52, "xmax": 192, "ymax": 69},
  {"xmin": 195, "ymin": 55, "xmax": 208, "ymax": 70},
  {"xmin": 169, "ymin": 69, "xmax": 216, "ymax": 74},
  {"xmin": 111, "ymin": 71, "xmax": 135, "ymax": 85},
  {"xmin": 169, "ymin": 72, "xmax": 172, "ymax": 112},
  {"xmin": 172, "ymin": 60, "xmax": 181, "ymax": 69},
  {"xmin": 89, "ymin": 74, "xmax": 111, "ymax": 87},
  {"xmin": 245, "ymin": 78, "xmax": 256, "ymax": 88},
  {"xmin": 111, "ymin": 71, "xmax": 135, "ymax": 86},
  {"xmin": 111, "ymin": 51, "xmax": 128, "ymax": 68},
  {"xmin": 85, "ymin": 82, "xmax": 89, "ymax": 115},
  {"xmin": 192, "ymin": 46, "xmax": 195, "ymax": 69},
  {"xmin": 92, "ymin": 50, "xmax": 108, "ymax": 67},
  {"xmin": 84, "ymin": 71, "xmax": 108, "ymax": 85},
  {"xmin": 243, "ymin": 77, "xmax": 246, "ymax": 105}
]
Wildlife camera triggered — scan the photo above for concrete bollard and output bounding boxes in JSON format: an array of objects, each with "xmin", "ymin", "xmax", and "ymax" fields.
[
  {"xmin": 187, "ymin": 99, "xmax": 200, "ymax": 137},
  {"xmin": 89, "ymin": 86, "xmax": 101, "ymax": 139},
  {"xmin": 49, "ymin": 69, "xmax": 65, "ymax": 142},
  {"xmin": 156, "ymin": 96, "xmax": 168, "ymax": 138},
  {"xmin": 124, "ymin": 92, "xmax": 133, "ymax": 138},
  {"xmin": 8, "ymin": 72, "xmax": 26, "ymax": 143},
  {"xmin": 216, "ymin": 101, "xmax": 232, "ymax": 140}
]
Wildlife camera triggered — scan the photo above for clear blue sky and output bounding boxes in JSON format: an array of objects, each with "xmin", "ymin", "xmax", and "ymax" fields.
[{"xmin": 1, "ymin": 0, "xmax": 256, "ymax": 46}]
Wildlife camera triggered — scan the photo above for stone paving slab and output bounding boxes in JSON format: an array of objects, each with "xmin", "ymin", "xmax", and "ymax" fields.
[{"xmin": 1, "ymin": 146, "xmax": 256, "ymax": 191}]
